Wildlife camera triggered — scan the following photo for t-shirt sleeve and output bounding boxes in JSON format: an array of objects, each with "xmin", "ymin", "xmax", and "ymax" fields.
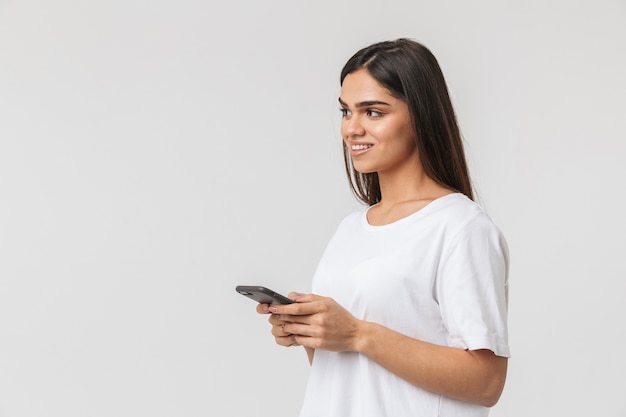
[{"xmin": 436, "ymin": 214, "xmax": 510, "ymax": 357}]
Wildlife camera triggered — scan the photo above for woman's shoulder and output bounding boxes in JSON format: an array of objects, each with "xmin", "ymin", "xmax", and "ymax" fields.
[
  {"xmin": 432, "ymin": 193, "xmax": 502, "ymax": 233},
  {"xmin": 434, "ymin": 193, "xmax": 484, "ymax": 218}
]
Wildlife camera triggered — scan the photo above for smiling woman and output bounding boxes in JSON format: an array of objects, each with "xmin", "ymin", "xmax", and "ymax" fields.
[
  {"xmin": 340, "ymin": 39, "xmax": 474, "ymax": 208},
  {"xmin": 339, "ymin": 70, "xmax": 418, "ymax": 179},
  {"xmin": 252, "ymin": 38, "xmax": 510, "ymax": 417}
]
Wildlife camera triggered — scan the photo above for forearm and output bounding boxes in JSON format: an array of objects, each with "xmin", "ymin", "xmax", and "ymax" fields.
[{"xmin": 354, "ymin": 321, "xmax": 507, "ymax": 407}]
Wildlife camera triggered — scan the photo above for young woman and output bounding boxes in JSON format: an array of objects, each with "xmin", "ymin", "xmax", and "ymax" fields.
[{"xmin": 257, "ymin": 38, "xmax": 510, "ymax": 417}]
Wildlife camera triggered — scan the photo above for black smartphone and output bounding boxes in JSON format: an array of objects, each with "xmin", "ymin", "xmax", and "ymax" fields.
[{"xmin": 235, "ymin": 285, "xmax": 294, "ymax": 305}]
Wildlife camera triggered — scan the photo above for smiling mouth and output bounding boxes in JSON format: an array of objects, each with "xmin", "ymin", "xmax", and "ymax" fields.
[{"xmin": 351, "ymin": 144, "xmax": 372, "ymax": 150}]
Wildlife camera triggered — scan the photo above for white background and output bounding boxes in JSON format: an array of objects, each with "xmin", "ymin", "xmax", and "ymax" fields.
[{"xmin": 1, "ymin": 0, "xmax": 625, "ymax": 416}]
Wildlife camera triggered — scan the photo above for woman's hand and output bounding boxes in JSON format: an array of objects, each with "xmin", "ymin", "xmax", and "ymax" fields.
[
  {"xmin": 266, "ymin": 292, "xmax": 362, "ymax": 352},
  {"xmin": 256, "ymin": 300, "xmax": 300, "ymax": 347}
]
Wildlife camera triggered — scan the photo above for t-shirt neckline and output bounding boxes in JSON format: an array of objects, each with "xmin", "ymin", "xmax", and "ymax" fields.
[{"xmin": 362, "ymin": 192, "xmax": 463, "ymax": 230}]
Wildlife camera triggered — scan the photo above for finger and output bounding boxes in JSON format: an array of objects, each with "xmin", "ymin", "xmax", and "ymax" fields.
[
  {"xmin": 268, "ymin": 314, "xmax": 284, "ymax": 326},
  {"xmin": 290, "ymin": 293, "xmax": 319, "ymax": 303},
  {"xmin": 271, "ymin": 324, "xmax": 290, "ymax": 337},
  {"xmin": 288, "ymin": 291, "xmax": 306, "ymax": 301},
  {"xmin": 283, "ymin": 322, "xmax": 313, "ymax": 337},
  {"xmin": 293, "ymin": 334, "xmax": 314, "ymax": 349},
  {"xmin": 274, "ymin": 335, "xmax": 298, "ymax": 347},
  {"xmin": 256, "ymin": 303, "xmax": 271, "ymax": 314},
  {"xmin": 267, "ymin": 313, "xmax": 298, "ymax": 326},
  {"xmin": 268, "ymin": 300, "xmax": 323, "ymax": 316},
  {"xmin": 269, "ymin": 318, "xmax": 294, "ymax": 336},
  {"xmin": 274, "ymin": 313, "xmax": 313, "ymax": 325}
]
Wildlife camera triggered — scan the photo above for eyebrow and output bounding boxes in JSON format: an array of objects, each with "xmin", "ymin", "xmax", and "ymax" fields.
[{"xmin": 338, "ymin": 98, "xmax": 391, "ymax": 108}]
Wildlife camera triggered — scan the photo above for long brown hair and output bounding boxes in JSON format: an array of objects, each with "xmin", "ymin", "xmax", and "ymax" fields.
[{"xmin": 340, "ymin": 38, "xmax": 474, "ymax": 205}]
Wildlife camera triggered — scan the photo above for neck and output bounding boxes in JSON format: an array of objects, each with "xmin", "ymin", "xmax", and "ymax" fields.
[{"xmin": 376, "ymin": 165, "xmax": 450, "ymax": 207}]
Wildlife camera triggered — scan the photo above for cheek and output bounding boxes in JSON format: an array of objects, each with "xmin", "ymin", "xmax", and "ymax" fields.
[
  {"xmin": 370, "ymin": 124, "xmax": 399, "ymax": 143},
  {"xmin": 376, "ymin": 125, "xmax": 417, "ymax": 153},
  {"xmin": 389, "ymin": 123, "xmax": 416, "ymax": 147}
]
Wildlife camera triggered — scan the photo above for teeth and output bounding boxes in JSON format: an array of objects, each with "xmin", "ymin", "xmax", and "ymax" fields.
[{"xmin": 352, "ymin": 144, "xmax": 372, "ymax": 150}]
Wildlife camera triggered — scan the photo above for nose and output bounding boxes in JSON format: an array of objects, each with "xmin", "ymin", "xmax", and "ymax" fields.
[{"xmin": 342, "ymin": 114, "xmax": 365, "ymax": 140}]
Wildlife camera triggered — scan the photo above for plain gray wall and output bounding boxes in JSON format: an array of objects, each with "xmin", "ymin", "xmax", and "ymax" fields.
[{"xmin": 1, "ymin": 0, "xmax": 625, "ymax": 416}]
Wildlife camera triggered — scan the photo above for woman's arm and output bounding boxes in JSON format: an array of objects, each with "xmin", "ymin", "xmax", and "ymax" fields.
[
  {"xmin": 356, "ymin": 320, "xmax": 507, "ymax": 407},
  {"xmin": 269, "ymin": 293, "xmax": 507, "ymax": 407}
]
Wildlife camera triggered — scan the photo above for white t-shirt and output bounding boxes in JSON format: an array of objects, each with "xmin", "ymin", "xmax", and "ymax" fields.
[{"xmin": 299, "ymin": 193, "xmax": 510, "ymax": 417}]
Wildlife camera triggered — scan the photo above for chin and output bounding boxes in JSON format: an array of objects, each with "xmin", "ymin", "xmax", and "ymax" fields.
[{"xmin": 352, "ymin": 163, "xmax": 377, "ymax": 174}]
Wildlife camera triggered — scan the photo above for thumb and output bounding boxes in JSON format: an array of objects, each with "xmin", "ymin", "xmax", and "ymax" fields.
[
  {"xmin": 289, "ymin": 292, "xmax": 317, "ymax": 302},
  {"xmin": 288, "ymin": 291, "xmax": 307, "ymax": 301}
]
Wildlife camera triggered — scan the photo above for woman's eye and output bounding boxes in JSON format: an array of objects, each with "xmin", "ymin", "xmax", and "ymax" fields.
[
  {"xmin": 339, "ymin": 108, "xmax": 351, "ymax": 117},
  {"xmin": 367, "ymin": 109, "xmax": 382, "ymax": 117}
]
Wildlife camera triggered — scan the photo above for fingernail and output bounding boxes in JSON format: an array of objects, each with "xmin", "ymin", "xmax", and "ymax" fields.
[{"xmin": 268, "ymin": 306, "xmax": 277, "ymax": 313}]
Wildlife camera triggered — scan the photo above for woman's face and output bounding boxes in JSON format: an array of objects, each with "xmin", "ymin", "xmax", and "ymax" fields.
[{"xmin": 340, "ymin": 69, "xmax": 418, "ymax": 175}]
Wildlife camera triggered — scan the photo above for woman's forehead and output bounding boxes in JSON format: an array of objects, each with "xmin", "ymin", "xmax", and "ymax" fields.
[{"xmin": 340, "ymin": 69, "xmax": 396, "ymax": 104}]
